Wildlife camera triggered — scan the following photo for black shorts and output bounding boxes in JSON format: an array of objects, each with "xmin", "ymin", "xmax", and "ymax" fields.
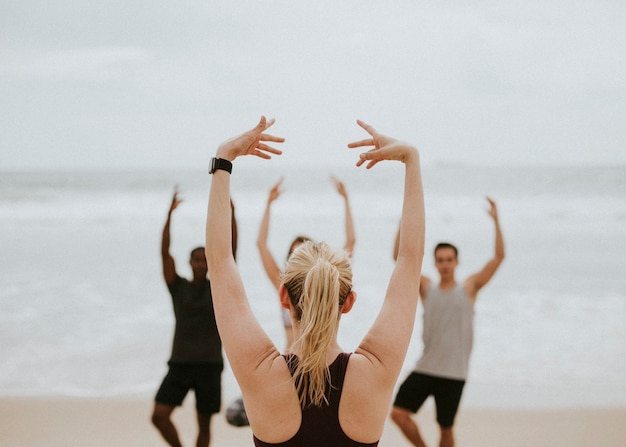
[
  {"xmin": 393, "ymin": 372, "xmax": 465, "ymax": 428},
  {"xmin": 155, "ymin": 363, "xmax": 223, "ymax": 415}
]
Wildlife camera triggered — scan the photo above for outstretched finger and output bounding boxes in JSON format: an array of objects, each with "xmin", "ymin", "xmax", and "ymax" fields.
[
  {"xmin": 252, "ymin": 150, "xmax": 272, "ymax": 160},
  {"xmin": 254, "ymin": 116, "xmax": 268, "ymax": 131},
  {"xmin": 254, "ymin": 116, "xmax": 279, "ymax": 137},
  {"xmin": 364, "ymin": 157, "xmax": 380, "ymax": 169},
  {"xmin": 356, "ymin": 119, "xmax": 377, "ymax": 136},
  {"xmin": 348, "ymin": 138, "xmax": 375, "ymax": 149},
  {"xmin": 260, "ymin": 133, "xmax": 285, "ymax": 143},
  {"xmin": 356, "ymin": 149, "xmax": 376, "ymax": 168},
  {"xmin": 257, "ymin": 143, "xmax": 283, "ymax": 155},
  {"xmin": 356, "ymin": 157, "xmax": 380, "ymax": 169}
]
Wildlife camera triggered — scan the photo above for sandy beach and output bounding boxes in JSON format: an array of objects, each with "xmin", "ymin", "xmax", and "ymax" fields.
[{"xmin": 1, "ymin": 396, "xmax": 624, "ymax": 446}]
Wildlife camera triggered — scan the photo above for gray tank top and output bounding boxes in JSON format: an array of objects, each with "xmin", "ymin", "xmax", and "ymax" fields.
[{"xmin": 414, "ymin": 284, "xmax": 474, "ymax": 380}]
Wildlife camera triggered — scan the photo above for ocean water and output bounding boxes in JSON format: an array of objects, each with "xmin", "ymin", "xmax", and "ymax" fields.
[{"xmin": 1, "ymin": 164, "xmax": 625, "ymax": 409}]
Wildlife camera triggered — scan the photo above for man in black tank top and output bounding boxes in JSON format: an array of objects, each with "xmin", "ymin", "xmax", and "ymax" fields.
[{"xmin": 151, "ymin": 188, "xmax": 237, "ymax": 447}]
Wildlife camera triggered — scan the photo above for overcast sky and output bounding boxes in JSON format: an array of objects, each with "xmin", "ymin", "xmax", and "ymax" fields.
[{"xmin": 1, "ymin": 0, "xmax": 625, "ymax": 170}]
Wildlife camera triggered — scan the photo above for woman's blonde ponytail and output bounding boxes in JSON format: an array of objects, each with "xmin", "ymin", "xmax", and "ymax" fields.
[{"xmin": 282, "ymin": 241, "xmax": 352, "ymax": 408}]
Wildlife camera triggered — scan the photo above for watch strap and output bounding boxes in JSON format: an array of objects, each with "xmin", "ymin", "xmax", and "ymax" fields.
[{"xmin": 209, "ymin": 157, "xmax": 233, "ymax": 174}]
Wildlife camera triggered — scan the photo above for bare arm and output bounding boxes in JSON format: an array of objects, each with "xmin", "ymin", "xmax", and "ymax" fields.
[
  {"xmin": 256, "ymin": 179, "xmax": 284, "ymax": 290},
  {"xmin": 205, "ymin": 117, "xmax": 285, "ymax": 392},
  {"xmin": 331, "ymin": 176, "xmax": 356, "ymax": 256},
  {"xmin": 465, "ymin": 197, "xmax": 505, "ymax": 300},
  {"xmin": 161, "ymin": 189, "xmax": 181, "ymax": 286},
  {"xmin": 349, "ymin": 120, "xmax": 425, "ymax": 384},
  {"xmin": 393, "ymin": 223, "xmax": 430, "ymax": 298}
]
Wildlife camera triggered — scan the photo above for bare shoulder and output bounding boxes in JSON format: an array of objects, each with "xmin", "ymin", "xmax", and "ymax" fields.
[
  {"xmin": 345, "ymin": 351, "xmax": 395, "ymax": 386},
  {"xmin": 243, "ymin": 356, "xmax": 301, "ymax": 442},
  {"xmin": 340, "ymin": 353, "xmax": 395, "ymax": 442},
  {"xmin": 342, "ymin": 353, "xmax": 381, "ymax": 405}
]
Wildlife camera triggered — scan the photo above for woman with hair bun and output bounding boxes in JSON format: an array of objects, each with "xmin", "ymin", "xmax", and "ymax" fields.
[{"xmin": 205, "ymin": 117, "xmax": 425, "ymax": 446}]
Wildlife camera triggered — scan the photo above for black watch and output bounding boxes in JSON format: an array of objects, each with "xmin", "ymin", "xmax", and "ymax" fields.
[{"xmin": 208, "ymin": 157, "xmax": 233, "ymax": 174}]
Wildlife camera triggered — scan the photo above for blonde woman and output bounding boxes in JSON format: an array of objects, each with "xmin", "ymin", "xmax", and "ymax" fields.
[
  {"xmin": 205, "ymin": 117, "xmax": 424, "ymax": 446},
  {"xmin": 257, "ymin": 175, "xmax": 356, "ymax": 350}
]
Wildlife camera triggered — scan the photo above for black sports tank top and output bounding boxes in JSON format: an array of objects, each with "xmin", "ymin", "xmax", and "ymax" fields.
[{"xmin": 253, "ymin": 353, "xmax": 379, "ymax": 446}]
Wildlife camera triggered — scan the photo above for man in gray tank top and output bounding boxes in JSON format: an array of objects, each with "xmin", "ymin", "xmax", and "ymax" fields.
[{"xmin": 390, "ymin": 197, "xmax": 505, "ymax": 447}]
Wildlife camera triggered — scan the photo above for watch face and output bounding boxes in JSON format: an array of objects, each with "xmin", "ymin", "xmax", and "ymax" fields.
[{"xmin": 210, "ymin": 158, "xmax": 217, "ymax": 173}]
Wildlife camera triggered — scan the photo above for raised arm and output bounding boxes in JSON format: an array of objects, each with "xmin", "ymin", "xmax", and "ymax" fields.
[
  {"xmin": 349, "ymin": 120, "xmax": 425, "ymax": 382},
  {"xmin": 161, "ymin": 188, "xmax": 181, "ymax": 286},
  {"xmin": 465, "ymin": 197, "xmax": 505, "ymax": 299},
  {"xmin": 331, "ymin": 176, "xmax": 356, "ymax": 256},
  {"xmin": 393, "ymin": 223, "xmax": 430, "ymax": 298},
  {"xmin": 205, "ymin": 117, "xmax": 284, "ymax": 387},
  {"xmin": 256, "ymin": 178, "xmax": 284, "ymax": 290}
]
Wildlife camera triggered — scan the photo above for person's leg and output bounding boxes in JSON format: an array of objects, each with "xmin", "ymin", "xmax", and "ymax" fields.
[
  {"xmin": 439, "ymin": 427, "xmax": 454, "ymax": 447},
  {"xmin": 196, "ymin": 412, "xmax": 212, "ymax": 447},
  {"xmin": 153, "ymin": 365, "xmax": 190, "ymax": 447},
  {"xmin": 390, "ymin": 372, "xmax": 433, "ymax": 447},
  {"xmin": 390, "ymin": 406, "xmax": 428, "ymax": 447},
  {"xmin": 151, "ymin": 403, "xmax": 183, "ymax": 447},
  {"xmin": 193, "ymin": 363, "xmax": 222, "ymax": 447},
  {"xmin": 432, "ymin": 377, "xmax": 465, "ymax": 447}
]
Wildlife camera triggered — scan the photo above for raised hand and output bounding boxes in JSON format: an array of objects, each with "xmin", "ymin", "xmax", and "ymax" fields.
[
  {"xmin": 348, "ymin": 120, "xmax": 416, "ymax": 169},
  {"xmin": 486, "ymin": 197, "xmax": 499, "ymax": 221},
  {"xmin": 169, "ymin": 186, "xmax": 183, "ymax": 213},
  {"xmin": 268, "ymin": 178, "xmax": 284, "ymax": 203},
  {"xmin": 217, "ymin": 116, "xmax": 285, "ymax": 162},
  {"xmin": 331, "ymin": 176, "xmax": 348, "ymax": 199}
]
